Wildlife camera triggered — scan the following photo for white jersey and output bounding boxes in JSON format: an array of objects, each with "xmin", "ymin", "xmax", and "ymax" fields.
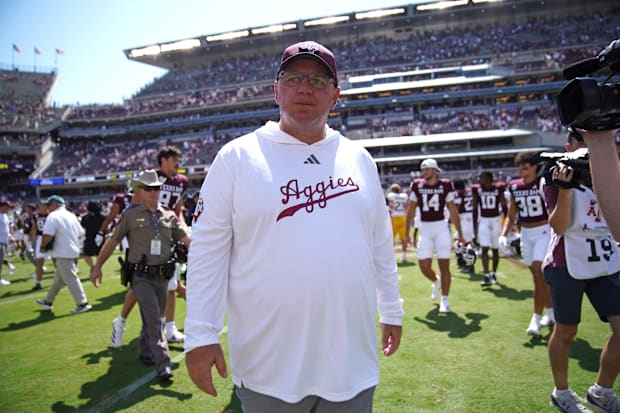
[
  {"xmin": 387, "ymin": 192, "xmax": 408, "ymax": 217},
  {"xmin": 562, "ymin": 185, "xmax": 620, "ymax": 279},
  {"xmin": 186, "ymin": 121, "xmax": 403, "ymax": 403}
]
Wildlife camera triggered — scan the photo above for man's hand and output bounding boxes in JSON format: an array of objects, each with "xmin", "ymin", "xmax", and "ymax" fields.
[
  {"xmin": 90, "ymin": 267, "xmax": 103, "ymax": 287},
  {"xmin": 380, "ymin": 323, "xmax": 402, "ymax": 356},
  {"xmin": 186, "ymin": 344, "xmax": 228, "ymax": 396}
]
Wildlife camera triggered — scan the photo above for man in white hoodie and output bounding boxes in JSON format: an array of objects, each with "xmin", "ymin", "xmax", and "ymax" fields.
[{"xmin": 185, "ymin": 41, "xmax": 404, "ymax": 412}]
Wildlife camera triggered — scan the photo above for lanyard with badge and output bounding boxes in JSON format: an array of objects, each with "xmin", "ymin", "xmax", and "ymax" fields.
[{"xmin": 150, "ymin": 210, "xmax": 161, "ymax": 255}]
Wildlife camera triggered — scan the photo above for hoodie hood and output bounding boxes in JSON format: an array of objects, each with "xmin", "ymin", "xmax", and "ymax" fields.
[{"xmin": 257, "ymin": 121, "xmax": 339, "ymax": 146}]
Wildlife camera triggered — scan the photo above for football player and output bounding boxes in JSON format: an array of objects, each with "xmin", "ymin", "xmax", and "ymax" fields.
[
  {"xmin": 386, "ymin": 183, "xmax": 410, "ymax": 262},
  {"xmin": 500, "ymin": 152, "xmax": 554, "ymax": 336},
  {"xmin": 473, "ymin": 171, "xmax": 507, "ymax": 286},
  {"xmin": 405, "ymin": 159, "xmax": 464, "ymax": 313}
]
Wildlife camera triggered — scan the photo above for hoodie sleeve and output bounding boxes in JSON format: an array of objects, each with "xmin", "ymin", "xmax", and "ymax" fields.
[
  {"xmin": 184, "ymin": 148, "xmax": 234, "ymax": 352},
  {"xmin": 366, "ymin": 153, "xmax": 404, "ymax": 325}
]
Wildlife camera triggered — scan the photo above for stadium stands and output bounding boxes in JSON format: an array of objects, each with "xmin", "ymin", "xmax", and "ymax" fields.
[{"xmin": 1, "ymin": 0, "xmax": 619, "ymax": 209}]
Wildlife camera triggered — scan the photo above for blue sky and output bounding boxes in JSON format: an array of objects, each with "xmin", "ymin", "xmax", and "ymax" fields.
[{"xmin": 1, "ymin": 0, "xmax": 420, "ymax": 106}]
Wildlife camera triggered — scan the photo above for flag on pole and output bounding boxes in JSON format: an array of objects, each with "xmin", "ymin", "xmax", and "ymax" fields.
[
  {"xmin": 55, "ymin": 48, "xmax": 64, "ymax": 55},
  {"xmin": 13, "ymin": 44, "xmax": 20, "ymax": 52},
  {"xmin": 34, "ymin": 47, "xmax": 41, "ymax": 55}
]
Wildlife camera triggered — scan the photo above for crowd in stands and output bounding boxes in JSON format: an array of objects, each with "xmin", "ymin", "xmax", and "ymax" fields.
[
  {"xmin": 44, "ymin": 100, "xmax": 559, "ymax": 178},
  {"xmin": 62, "ymin": 10, "xmax": 619, "ymax": 122},
  {"xmin": 133, "ymin": 13, "xmax": 615, "ymax": 98},
  {"xmin": 0, "ymin": 133, "xmax": 48, "ymax": 147},
  {"xmin": 4, "ymin": 5, "xmax": 619, "ymax": 206},
  {"xmin": 0, "ymin": 70, "xmax": 62, "ymax": 129}
]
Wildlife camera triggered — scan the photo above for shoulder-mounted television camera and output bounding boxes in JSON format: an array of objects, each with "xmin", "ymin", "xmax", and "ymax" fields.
[
  {"xmin": 557, "ymin": 39, "xmax": 620, "ymax": 130},
  {"xmin": 539, "ymin": 147, "xmax": 591, "ymax": 190}
]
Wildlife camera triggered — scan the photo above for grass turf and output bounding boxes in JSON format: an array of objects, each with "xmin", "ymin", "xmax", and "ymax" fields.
[{"xmin": 0, "ymin": 249, "xmax": 614, "ymax": 412}]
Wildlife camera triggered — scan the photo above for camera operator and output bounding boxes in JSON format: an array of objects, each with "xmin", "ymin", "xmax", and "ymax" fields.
[
  {"xmin": 556, "ymin": 38, "xmax": 620, "ymax": 241},
  {"xmin": 542, "ymin": 129, "xmax": 620, "ymax": 413},
  {"xmin": 581, "ymin": 129, "xmax": 620, "ymax": 241}
]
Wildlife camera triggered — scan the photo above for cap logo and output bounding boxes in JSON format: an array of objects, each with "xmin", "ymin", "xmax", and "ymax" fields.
[{"xmin": 298, "ymin": 41, "xmax": 321, "ymax": 55}]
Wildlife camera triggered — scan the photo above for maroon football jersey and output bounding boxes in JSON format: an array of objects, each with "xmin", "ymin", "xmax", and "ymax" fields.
[
  {"xmin": 34, "ymin": 212, "xmax": 48, "ymax": 236},
  {"xmin": 158, "ymin": 170, "xmax": 189, "ymax": 211},
  {"xmin": 409, "ymin": 178, "xmax": 454, "ymax": 222},
  {"xmin": 507, "ymin": 178, "xmax": 548, "ymax": 224},
  {"xmin": 453, "ymin": 188, "xmax": 474, "ymax": 214},
  {"xmin": 473, "ymin": 183, "xmax": 505, "ymax": 218},
  {"xmin": 113, "ymin": 193, "xmax": 128, "ymax": 213}
]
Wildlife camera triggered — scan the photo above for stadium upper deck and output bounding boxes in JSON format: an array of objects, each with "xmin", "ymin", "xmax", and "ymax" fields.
[
  {"xmin": 2, "ymin": 0, "xmax": 619, "ymax": 202},
  {"xmin": 124, "ymin": 0, "xmax": 616, "ymax": 74}
]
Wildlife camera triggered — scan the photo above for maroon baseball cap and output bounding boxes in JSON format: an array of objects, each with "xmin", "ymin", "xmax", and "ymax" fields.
[{"xmin": 277, "ymin": 41, "xmax": 338, "ymax": 85}]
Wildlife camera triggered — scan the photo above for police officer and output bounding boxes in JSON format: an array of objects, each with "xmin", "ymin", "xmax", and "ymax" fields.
[{"xmin": 91, "ymin": 169, "xmax": 190, "ymax": 381}]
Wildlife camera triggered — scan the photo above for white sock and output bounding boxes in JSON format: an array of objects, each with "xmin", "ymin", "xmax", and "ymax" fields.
[
  {"xmin": 533, "ymin": 313, "xmax": 542, "ymax": 322},
  {"xmin": 545, "ymin": 308, "xmax": 555, "ymax": 319},
  {"xmin": 553, "ymin": 387, "xmax": 571, "ymax": 397},
  {"xmin": 118, "ymin": 316, "xmax": 126, "ymax": 323},
  {"xmin": 165, "ymin": 321, "xmax": 175, "ymax": 331}
]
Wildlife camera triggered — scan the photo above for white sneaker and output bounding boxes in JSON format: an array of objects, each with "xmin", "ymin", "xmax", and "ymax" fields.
[
  {"xmin": 586, "ymin": 386, "xmax": 620, "ymax": 413},
  {"xmin": 8, "ymin": 264, "xmax": 15, "ymax": 275},
  {"xmin": 527, "ymin": 316, "xmax": 541, "ymax": 336},
  {"xmin": 431, "ymin": 278, "xmax": 441, "ymax": 301},
  {"xmin": 541, "ymin": 314, "xmax": 555, "ymax": 327},
  {"xmin": 0, "ymin": 278, "xmax": 10, "ymax": 286},
  {"xmin": 550, "ymin": 390, "xmax": 593, "ymax": 413},
  {"xmin": 111, "ymin": 317, "xmax": 126, "ymax": 348},
  {"xmin": 439, "ymin": 300, "xmax": 451, "ymax": 313},
  {"xmin": 165, "ymin": 326, "xmax": 185, "ymax": 343}
]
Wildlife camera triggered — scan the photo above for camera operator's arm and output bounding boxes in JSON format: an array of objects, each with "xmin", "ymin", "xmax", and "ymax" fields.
[
  {"xmin": 547, "ymin": 166, "xmax": 573, "ymax": 236},
  {"xmin": 583, "ymin": 129, "xmax": 620, "ymax": 239}
]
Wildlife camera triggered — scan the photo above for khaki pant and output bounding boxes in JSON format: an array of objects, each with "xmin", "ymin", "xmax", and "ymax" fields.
[
  {"xmin": 132, "ymin": 272, "xmax": 170, "ymax": 375},
  {"xmin": 45, "ymin": 258, "xmax": 87, "ymax": 306}
]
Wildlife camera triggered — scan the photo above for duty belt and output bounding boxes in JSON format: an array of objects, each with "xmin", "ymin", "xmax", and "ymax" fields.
[{"xmin": 131, "ymin": 263, "xmax": 166, "ymax": 277}]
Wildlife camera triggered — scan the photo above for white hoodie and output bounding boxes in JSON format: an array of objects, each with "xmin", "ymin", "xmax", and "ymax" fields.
[{"xmin": 186, "ymin": 121, "xmax": 403, "ymax": 403}]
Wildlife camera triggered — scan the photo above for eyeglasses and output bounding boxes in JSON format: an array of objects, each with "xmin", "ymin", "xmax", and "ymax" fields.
[
  {"xmin": 141, "ymin": 186, "xmax": 160, "ymax": 192},
  {"xmin": 278, "ymin": 71, "xmax": 334, "ymax": 89}
]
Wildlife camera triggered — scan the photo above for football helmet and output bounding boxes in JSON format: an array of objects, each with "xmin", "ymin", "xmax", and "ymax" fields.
[
  {"xmin": 455, "ymin": 241, "xmax": 476, "ymax": 267},
  {"xmin": 462, "ymin": 244, "xmax": 477, "ymax": 267}
]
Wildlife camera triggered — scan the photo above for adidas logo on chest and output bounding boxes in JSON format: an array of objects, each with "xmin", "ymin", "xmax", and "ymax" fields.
[{"xmin": 304, "ymin": 154, "xmax": 320, "ymax": 164}]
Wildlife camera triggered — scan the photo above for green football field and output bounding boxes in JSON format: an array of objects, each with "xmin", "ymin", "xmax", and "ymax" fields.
[{"xmin": 0, "ymin": 248, "xmax": 615, "ymax": 412}]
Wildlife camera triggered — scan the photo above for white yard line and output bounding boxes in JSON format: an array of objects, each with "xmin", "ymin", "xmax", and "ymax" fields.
[{"xmin": 84, "ymin": 326, "xmax": 228, "ymax": 413}]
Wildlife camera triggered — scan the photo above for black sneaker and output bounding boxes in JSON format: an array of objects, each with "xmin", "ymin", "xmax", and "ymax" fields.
[
  {"xmin": 159, "ymin": 367, "xmax": 174, "ymax": 381},
  {"xmin": 491, "ymin": 273, "xmax": 498, "ymax": 284},
  {"xmin": 480, "ymin": 275, "xmax": 492, "ymax": 287},
  {"xmin": 71, "ymin": 303, "xmax": 92, "ymax": 314},
  {"xmin": 32, "ymin": 283, "xmax": 42, "ymax": 291},
  {"xmin": 36, "ymin": 299, "xmax": 53, "ymax": 310}
]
